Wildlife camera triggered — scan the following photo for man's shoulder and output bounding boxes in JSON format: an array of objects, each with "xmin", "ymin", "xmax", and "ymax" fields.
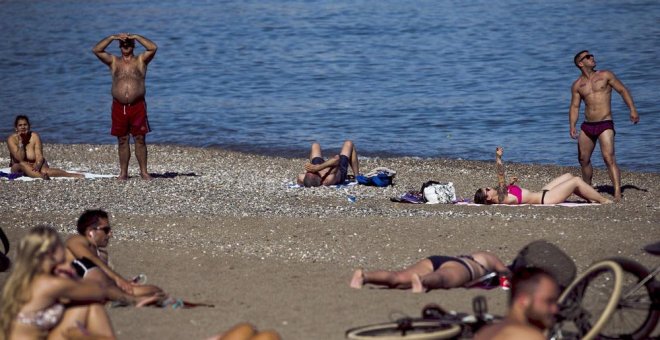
[{"xmin": 65, "ymin": 234, "xmax": 88, "ymax": 246}]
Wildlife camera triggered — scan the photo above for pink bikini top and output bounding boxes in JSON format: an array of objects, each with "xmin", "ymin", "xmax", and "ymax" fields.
[{"xmin": 507, "ymin": 185, "xmax": 523, "ymax": 204}]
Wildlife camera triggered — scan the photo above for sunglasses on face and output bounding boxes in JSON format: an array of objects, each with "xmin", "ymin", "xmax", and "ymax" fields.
[
  {"xmin": 95, "ymin": 226, "xmax": 112, "ymax": 234},
  {"xmin": 579, "ymin": 54, "xmax": 594, "ymax": 62}
]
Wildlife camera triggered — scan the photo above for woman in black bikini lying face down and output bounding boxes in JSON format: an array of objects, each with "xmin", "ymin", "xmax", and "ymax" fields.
[
  {"xmin": 473, "ymin": 147, "xmax": 613, "ymax": 205},
  {"xmin": 350, "ymin": 251, "xmax": 510, "ymax": 293}
]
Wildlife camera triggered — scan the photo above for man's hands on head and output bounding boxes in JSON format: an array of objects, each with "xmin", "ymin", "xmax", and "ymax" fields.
[{"xmin": 304, "ymin": 162, "xmax": 318, "ymax": 173}]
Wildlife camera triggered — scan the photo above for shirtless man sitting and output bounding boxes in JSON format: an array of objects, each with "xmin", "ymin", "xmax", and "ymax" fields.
[
  {"xmin": 475, "ymin": 267, "xmax": 559, "ymax": 340},
  {"xmin": 65, "ymin": 209, "xmax": 163, "ymax": 297},
  {"xmin": 350, "ymin": 251, "xmax": 510, "ymax": 292},
  {"xmin": 7, "ymin": 115, "xmax": 83, "ymax": 179},
  {"xmin": 296, "ymin": 140, "xmax": 359, "ymax": 187}
]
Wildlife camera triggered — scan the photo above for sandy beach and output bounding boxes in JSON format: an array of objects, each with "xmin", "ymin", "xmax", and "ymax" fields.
[{"xmin": 1, "ymin": 142, "xmax": 658, "ymax": 339}]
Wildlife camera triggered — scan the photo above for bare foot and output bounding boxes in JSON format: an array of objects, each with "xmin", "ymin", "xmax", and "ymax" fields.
[
  {"xmin": 350, "ymin": 269, "xmax": 364, "ymax": 289},
  {"xmin": 140, "ymin": 172, "xmax": 152, "ymax": 180},
  {"xmin": 602, "ymin": 199, "xmax": 614, "ymax": 204},
  {"xmin": 411, "ymin": 273, "xmax": 425, "ymax": 293},
  {"xmin": 117, "ymin": 172, "xmax": 128, "ymax": 180}
]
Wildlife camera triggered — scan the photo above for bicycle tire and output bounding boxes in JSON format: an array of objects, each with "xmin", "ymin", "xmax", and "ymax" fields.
[
  {"xmin": 597, "ymin": 257, "xmax": 660, "ymax": 339},
  {"xmin": 346, "ymin": 320, "xmax": 462, "ymax": 340},
  {"xmin": 553, "ymin": 260, "xmax": 624, "ymax": 340}
]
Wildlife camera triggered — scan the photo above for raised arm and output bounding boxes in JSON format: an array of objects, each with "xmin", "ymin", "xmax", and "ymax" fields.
[
  {"xmin": 568, "ymin": 81, "xmax": 582, "ymax": 139},
  {"xmin": 92, "ymin": 34, "xmax": 118, "ymax": 66},
  {"xmin": 608, "ymin": 72, "xmax": 639, "ymax": 124},
  {"xmin": 495, "ymin": 147, "xmax": 508, "ymax": 203},
  {"xmin": 66, "ymin": 236, "xmax": 133, "ymax": 294},
  {"xmin": 130, "ymin": 33, "xmax": 158, "ymax": 64},
  {"xmin": 304, "ymin": 155, "xmax": 339, "ymax": 173},
  {"xmin": 7, "ymin": 134, "xmax": 25, "ymax": 163}
]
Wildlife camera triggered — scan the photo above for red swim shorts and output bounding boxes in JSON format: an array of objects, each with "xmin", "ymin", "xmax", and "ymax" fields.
[{"xmin": 110, "ymin": 97, "xmax": 152, "ymax": 137}]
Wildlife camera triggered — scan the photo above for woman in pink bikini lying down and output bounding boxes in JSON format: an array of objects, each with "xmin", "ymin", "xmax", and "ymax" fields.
[{"xmin": 473, "ymin": 147, "xmax": 612, "ymax": 205}]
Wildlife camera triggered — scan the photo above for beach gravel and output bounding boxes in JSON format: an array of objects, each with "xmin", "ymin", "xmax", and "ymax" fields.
[{"xmin": 1, "ymin": 143, "xmax": 658, "ymax": 339}]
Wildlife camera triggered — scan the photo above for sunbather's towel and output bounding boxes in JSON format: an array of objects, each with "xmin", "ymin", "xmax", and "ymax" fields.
[
  {"xmin": 287, "ymin": 180, "xmax": 357, "ymax": 189},
  {"xmin": 453, "ymin": 201, "xmax": 600, "ymax": 207},
  {"xmin": 0, "ymin": 168, "xmax": 115, "ymax": 181}
]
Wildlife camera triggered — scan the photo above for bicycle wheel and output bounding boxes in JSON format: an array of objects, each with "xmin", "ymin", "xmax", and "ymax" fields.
[
  {"xmin": 598, "ymin": 257, "xmax": 659, "ymax": 339},
  {"xmin": 553, "ymin": 260, "xmax": 623, "ymax": 340},
  {"xmin": 346, "ymin": 320, "xmax": 462, "ymax": 340}
]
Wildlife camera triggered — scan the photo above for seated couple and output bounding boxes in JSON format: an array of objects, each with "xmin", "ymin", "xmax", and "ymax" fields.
[
  {"xmin": 296, "ymin": 140, "xmax": 359, "ymax": 187},
  {"xmin": 350, "ymin": 251, "xmax": 510, "ymax": 293},
  {"xmin": 474, "ymin": 147, "xmax": 613, "ymax": 205}
]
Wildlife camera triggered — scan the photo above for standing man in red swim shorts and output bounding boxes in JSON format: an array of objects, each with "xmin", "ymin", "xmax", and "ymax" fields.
[
  {"xmin": 569, "ymin": 50, "xmax": 640, "ymax": 202},
  {"xmin": 93, "ymin": 33, "xmax": 157, "ymax": 180}
]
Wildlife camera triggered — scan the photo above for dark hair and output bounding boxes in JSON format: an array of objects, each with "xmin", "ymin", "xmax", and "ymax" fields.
[
  {"xmin": 303, "ymin": 172, "xmax": 322, "ymax": 187},
  {"xmin": 120, "ymin": 39, "xmax": 135, "ymax": 47},
  {"xmin": 574, "ymin": 50, "xmax": 589, "ymax": 68},
  {"xmin": 474, "ymin": 188, "xmax": 488, "ymax": 204},
  {"xmin": 509, "ymin": 267, "xmax": 557, "ymax": 306},
  {"xmin": 14, "ymin": 115, "xmax": 30, "ymax": 128},
  {"xmin": 76, "ymin": 209, "xmax": 109, "ymax": 235}
]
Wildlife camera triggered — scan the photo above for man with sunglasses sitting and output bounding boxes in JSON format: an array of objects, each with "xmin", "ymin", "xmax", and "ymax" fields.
[
  {"xmin": 569, "ymin": 50, "xmax": 640, "ymax": 202},
  {"xmin": 66, "ymin": 209, "xmax": 163, "ymax": 297}
]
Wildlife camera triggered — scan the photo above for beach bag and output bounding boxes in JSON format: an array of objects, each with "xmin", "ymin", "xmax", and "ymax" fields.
[
  {"xmin": 510, "ymin": 240, "xmax": 576, "ymax": 290},
  {"xmin": 357, "ymin": 167, "xmax": 396, "ymax": 187},
  {"xmin": 421, "ymin": 181, "xmax": 456, "ymax": 204},
  {"xmin": 0, "ymin": 227, "xmax": 10, "ymax": 272}
]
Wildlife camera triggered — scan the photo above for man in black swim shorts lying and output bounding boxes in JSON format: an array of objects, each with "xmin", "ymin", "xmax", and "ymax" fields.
[
  {"xmin": 296, "ymin": 140, "xmax": 360, "ymax": 187},
  {"xmin": 350, "ymin": 251, "xmax": 510, "ymax": 292}
]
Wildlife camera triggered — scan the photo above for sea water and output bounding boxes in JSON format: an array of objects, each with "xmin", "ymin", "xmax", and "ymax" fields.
[{"xmin": 1, "ymin": 0, "xmax": 658, "ymax": 172}]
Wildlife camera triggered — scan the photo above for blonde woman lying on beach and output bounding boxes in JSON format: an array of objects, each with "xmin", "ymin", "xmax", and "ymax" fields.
[
  {"xmin": 350, "ymin": 251, "xmax": 510, "ymax": 293},
  {"xmin": 0, "ymin": 226, "xmax": 155, "ymax": 340},
  {"xmin": 473, "ymin": 147, "xmax": 613, "ymax": 205},
  {"xmin": 206, "ymin": 322, "xmax": 281, "ymax": 340},
  {"xmin": 7, "ymin": 115, "xmax": 84, "ymax": 179}
]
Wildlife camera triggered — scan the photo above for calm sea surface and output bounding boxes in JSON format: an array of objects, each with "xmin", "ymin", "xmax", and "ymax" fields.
[{"xmin": 1, "ymin": 0, "xmax": 658, "ymax": 172}]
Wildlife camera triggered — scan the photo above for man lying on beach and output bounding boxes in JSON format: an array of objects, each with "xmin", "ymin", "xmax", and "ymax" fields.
[
  {"xmin": 65, "ymin": 209, "xmax": 164, "ymax": 297},
  {"xmin": 7, "ymin": 115, "xmax": 84, "ymax": 179},
  {"xmin": 296, "ymin": 140, "xmax": 360, "ymax": 187},
  {"xmin": 350, "ymin": 251, "xmax": 510, "ymax": 292},
  {"xmin": 475, "ymin": 267, "xmax": 559, "ymax": 340}
]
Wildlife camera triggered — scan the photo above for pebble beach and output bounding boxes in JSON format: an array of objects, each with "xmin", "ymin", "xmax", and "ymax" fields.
[{"xmin": 1, "ymin": 142, "xmax": 658, "ymax": 339}]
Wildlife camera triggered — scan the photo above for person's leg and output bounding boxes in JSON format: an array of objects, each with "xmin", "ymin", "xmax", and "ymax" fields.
[
  {"xmin": 351, "ymin": 259, "xmax": 434, "ymax": 289},
  {"xmin": 577, "ymin": 132, "xmax": 596, "ymax": 185},
  {"xmin": 133, "ymin": 134, "xmax": 151, "ymax": 180},
  {"xmin": 48, "ymin": 304, "xmax": 115, "ymax": 340},
  {"xmin": 411, "ymin": 262, "xmax": 471, "ymax": 293},
  {"xmin": 309, "ymin": 142, "xmax": 322, "ymax": 160},
  {"xmin": 42, "ymin": 164, "xmax": 84, "ymax": 178},
  {"xmin": 216, "ymin": 322, "xmax": 256, "ymax": 340},
  {"xmin": 250, "ymin": 331, "xmax": 282, "ymax": 340},
  {"xmin": 598, "ymin": 130, "xmax": 621, "ymax": 202},
  {"xmin": 541, "ymin": 173, "xmax": 574, "ymax": 191},
  {"xmin": 130, "ymin": 283, "xmax": 164, "ymax": 297},
  {"xmin": 12, "ymin": 162, "xmax": 47, "ymax": 179},
  {"xmin": 541, "ymin": 176, "xmax": 612, "ymax": 204},
  {"xmin": 117, "ymin": 135, "xmax": 130, "ymax": 180},
  {"xmin": 340, "ymin": 140, "xmax": 359, "ymax": 176}
]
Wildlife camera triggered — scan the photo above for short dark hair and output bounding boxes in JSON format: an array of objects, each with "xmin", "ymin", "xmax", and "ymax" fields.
[
  {"xmin": 303, "ymin": 172, "xmax": 322, "ymax": 187},
  {"xmin": 14, "ymin": 115, "xmax": 30, "ymax": 128},
  {"xmin": 474, "ymin": 188, "xmax": 488, "ymax": 204},
  {"xmin": 509, "ymin": 267, "xmax": 557, "ymax": 306},
  {"xmin": 574, "ymin": 50, "xmax": 589, "ymax": 68},
  {"xmin": 120, "ymin": 39, "xmax": 135, "ymax": 47},
  {"xmin": 76, "ymin": 209, "xmax": 109, "ymax": 235}
]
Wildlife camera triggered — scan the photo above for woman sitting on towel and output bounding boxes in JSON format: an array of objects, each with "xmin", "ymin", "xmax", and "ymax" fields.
[
  {"xmin": 473, "ymin": 147, "xmax": 612, "ymax": 205},
  {"xmin": 7, "ymin": 115, "xmax": 83, "ymax": 179},
  {"xmin": 0, "ymin": 226, "xmax": 155, "ymax": 339}
]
